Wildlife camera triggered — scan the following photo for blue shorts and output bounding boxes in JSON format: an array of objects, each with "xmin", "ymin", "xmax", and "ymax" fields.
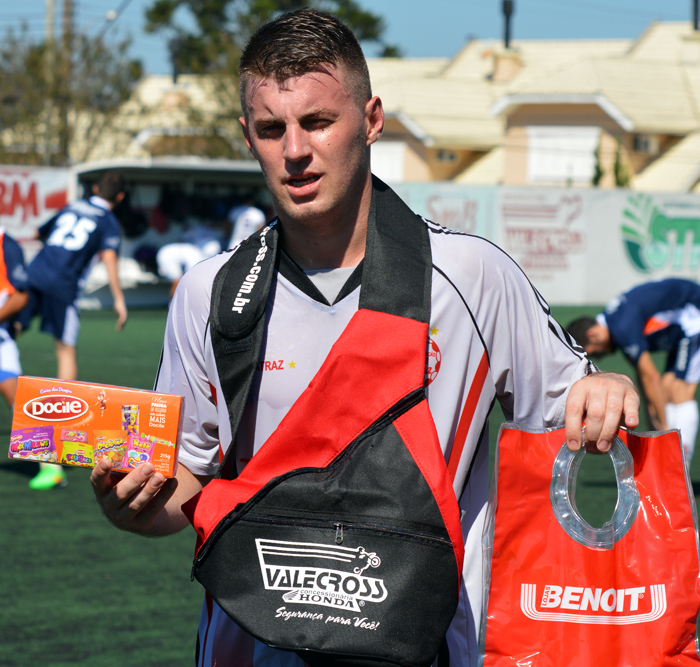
[
  {"xmin": 24, "ymin": 287, "xmax": 80, "ymax": 347},
  {"xmin": 666, "ymin": 333, "xmax": 700, "ymax": 384},
  {"xmin": 0, "ymin": 328, "xmax": 21, "ymax": 381}
]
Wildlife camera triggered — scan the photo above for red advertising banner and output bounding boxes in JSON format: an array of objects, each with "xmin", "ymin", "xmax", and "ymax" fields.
[{"xmin": 0, "ymin": 167, "xmax": 71, "ymax": 257}]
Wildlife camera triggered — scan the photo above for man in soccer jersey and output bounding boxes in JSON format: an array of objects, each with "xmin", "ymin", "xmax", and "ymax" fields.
[
  {"xmin": 568, "ymin": 278, "xmax": 700, "ymax": 464},
  {"xmin": 91, "ymin": 10, "xmax": 639, "ymax": 666},
  {"xmin": 0, "ymin": 228, "xmax": 29, "ymax": 409}
]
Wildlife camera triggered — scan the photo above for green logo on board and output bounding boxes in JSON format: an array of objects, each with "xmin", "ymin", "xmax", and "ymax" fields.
[{"xmin": 622, "ymin": 194, "xmax": 700, "ymax": 272}]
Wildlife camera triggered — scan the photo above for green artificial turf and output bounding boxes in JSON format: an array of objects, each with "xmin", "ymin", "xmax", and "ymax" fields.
[
  {"xmin": 1, "ymin": 310, "xmax": 202, "ymax": 667},
  {"xmin": 1, "ymin": 305, "xmax": 698, "ymax": 666}
]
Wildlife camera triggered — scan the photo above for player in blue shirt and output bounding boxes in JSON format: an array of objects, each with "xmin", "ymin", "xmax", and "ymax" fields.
[
  {"xmin": 24, "ymin": 170, "xmax": 127, "ymax": 380},
  {"xmin": 0, "ymin": 228, "xmax": 29, "ymax": 408},
  {"xmin": 568, "ymin": 278, "xmax": 700, "ymax": 464}
]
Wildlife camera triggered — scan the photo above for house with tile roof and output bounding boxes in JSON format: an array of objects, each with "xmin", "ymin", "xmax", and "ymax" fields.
[{"xmin": 367, "ymin": 21, "xmax": 700, "ymax": 192}]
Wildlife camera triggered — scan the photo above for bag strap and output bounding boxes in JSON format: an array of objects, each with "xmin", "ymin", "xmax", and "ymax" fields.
[{"xmin": 209, "ymin": 176, "xmax": 432, "ymax": 479}]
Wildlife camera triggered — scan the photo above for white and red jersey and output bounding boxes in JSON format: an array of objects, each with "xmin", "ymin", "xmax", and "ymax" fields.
[{"xmin": 155, "ymin": 217, "xmax": 589, "ymax": 667}]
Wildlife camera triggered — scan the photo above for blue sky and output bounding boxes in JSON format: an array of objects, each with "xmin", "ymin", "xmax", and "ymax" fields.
[{"xmin": 1, "ymin": 0, "xmax": 692, "ymax": 74}]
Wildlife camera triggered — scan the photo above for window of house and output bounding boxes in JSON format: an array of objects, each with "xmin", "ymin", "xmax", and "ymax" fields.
[
  {"xmin": 371, "ymin": 141, "xmax": 406, "ymax": 183},
  {"xmin": 526, "ymin": 126, "xmax": 600, "ymax": 183},
  {"xmin": 633, "ymin": 135, "xmax": 659, "ymax": 155},
  {"xmin": 437, "ymin": 150, "xmax": 458, "ymax": 163}
]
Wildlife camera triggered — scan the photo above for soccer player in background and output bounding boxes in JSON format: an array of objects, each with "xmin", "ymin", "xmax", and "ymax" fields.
[
  {"xmin": 568, "ymin": 277, "xmax": 700, "ymax": 465},
  {"xmin": 23, "ymin": 170, "xmax": 128, "ymax": 490}
]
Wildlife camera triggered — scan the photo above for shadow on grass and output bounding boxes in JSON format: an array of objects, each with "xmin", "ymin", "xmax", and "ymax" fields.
[{"xmin": 0, "ymin": 460, "xmax": 39, "ymax": 479}]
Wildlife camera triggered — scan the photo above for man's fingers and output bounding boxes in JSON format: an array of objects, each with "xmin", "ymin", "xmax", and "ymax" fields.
[
  {"xmin": 564, "ymin": 385, "xmax": 585, "ymax": 451},
  {"xmin": 128, "ymin": 477, "xmax": 179, "ymax": 529},
  {"xmin": 90, "ymin": 459, "xmax": 115, "ymax": 496},
  {"xmin": 623, "ymin": 390, "xmax": 641, "ymax": 430}
]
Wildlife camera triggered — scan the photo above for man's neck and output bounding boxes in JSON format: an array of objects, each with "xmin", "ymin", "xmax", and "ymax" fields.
[{"xmin": 277, "ymin": 173, "xmax": 372, "ymax": 271}]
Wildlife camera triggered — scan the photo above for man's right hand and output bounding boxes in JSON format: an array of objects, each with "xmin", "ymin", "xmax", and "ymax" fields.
[{"xmin": 90, "ymin": 459, "xmax": 180, "ymax": 535}]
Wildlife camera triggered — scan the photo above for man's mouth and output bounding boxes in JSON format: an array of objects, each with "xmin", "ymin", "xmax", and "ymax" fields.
[{"xmin": 287, "ymin": 174, "xmax": 320, "ymax": 188}]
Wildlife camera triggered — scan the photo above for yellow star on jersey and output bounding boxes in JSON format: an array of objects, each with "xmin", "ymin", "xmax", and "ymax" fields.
[
  {"xmin": 430, "ymin": 327, "xmax": 439, "ymax": 336},
  {"xmin": 288, "ymin": 360, "xmax": 296, "ymax": 369}
]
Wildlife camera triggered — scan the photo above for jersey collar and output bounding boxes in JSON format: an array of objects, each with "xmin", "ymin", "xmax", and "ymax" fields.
[{"xmin": 88, "ymin": 195, "xmax": 112, "ymax": 211}]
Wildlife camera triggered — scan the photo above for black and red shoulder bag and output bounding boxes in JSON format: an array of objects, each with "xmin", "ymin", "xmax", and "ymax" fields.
[{"xmin": 183, "ymin": 178, "xmax": 464, "ymax": 667}]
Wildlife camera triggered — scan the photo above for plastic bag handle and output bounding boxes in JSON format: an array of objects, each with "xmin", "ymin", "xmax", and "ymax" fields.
[{"xmin": 550, "ymin": 436, "xmax": 640, "ymax": 550}]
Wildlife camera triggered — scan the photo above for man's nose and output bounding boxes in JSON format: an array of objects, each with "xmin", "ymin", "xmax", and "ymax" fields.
[{"xmin": 283, "ymin": 125, "xmax": 310, "ymax": 162}]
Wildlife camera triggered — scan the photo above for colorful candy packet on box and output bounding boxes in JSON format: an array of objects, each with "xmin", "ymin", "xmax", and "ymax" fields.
[
  {"xmin": 121, "ymin": 405, "xmax": 139, "ymax": 435},
  {"xmin": 59, "ymin": 429, "xmax": 94, "ymax": 467},
  {"xmin": 126, "ymin": 434, "xmax": 154, "ymax": 469},
  {"xmin": 9, "ymin": 426, "xmax": 58, "ymax": 462},
  {"xmin": 93, "ymin": 430, "xmax": 128, "ymax": 470}
]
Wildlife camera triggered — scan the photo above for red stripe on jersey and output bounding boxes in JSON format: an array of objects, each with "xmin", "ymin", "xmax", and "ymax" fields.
[
  {"xmin": 643, "ymin": 316, "xmax": 670, "ymax": 336},
  {"xmin": 394, "ymin": 401, "xmax": 464, "ymax": 585},
  {"xmin": 447, "ymin": 351, "xmax": 489, "ymax": 482}
]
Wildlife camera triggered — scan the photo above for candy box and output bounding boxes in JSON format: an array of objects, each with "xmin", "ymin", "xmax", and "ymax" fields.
[{"xmin": 8, "ymin": 376, "xmax": 182, "ymax": 477}]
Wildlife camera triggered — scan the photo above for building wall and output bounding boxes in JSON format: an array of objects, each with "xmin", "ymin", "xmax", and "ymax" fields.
[{"xmin": 503, "ymin": 104, "xmax": 627, "ymax": 187}]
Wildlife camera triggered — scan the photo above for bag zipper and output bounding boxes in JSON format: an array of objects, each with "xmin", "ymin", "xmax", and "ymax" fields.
[
  {"xmin": 238, "ymin": 513, "xmax": 452, "ymax": 547},
  {"xmin": 191, "ymin": 386, "xmax": 426, "ymax": 580}
]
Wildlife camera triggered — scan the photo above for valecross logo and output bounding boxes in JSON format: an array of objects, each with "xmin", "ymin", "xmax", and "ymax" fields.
[
  {"xmin": 520, "ymin": 583, "xmax": 666, "ymax": 625},
  {"xmin": 256, "ymin": 538, "xmax": 388, "ymax": 612},
  {"xmin": 23, "ymin": 394, "xmax": 89, "ymax": 422}
]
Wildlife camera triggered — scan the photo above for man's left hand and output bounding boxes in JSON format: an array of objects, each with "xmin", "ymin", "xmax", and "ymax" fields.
[{"xmin": 565, "ymin": 371, "xmax": 640, "ymax": 452}]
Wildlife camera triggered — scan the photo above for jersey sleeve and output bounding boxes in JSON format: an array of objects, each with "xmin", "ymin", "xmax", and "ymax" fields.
[
  {"xmin": 153, "ymin": 257, "xmax": 224, "ymax": 476},
  {"xmin": 2, "ymin": 235, "xmax": 28, "ymax": 292},
  {"xmin": 98, "ymin": 214, "xmax": 121, "ymax": 254},
  {"xmin": 472, "ymin": 240, "xmax": 589, "ymax": 426}
]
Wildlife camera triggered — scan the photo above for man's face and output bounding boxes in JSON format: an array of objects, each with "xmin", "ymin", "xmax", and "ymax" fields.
[
  {"xmin": 239, "ymin": 67, "xmax": 383, "ymax": 229},
  {"xmin": 584, "ymin": 324, "xmax": 613, "ymax": 357}
]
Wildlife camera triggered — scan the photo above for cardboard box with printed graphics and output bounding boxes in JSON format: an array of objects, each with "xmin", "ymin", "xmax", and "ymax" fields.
[{"xmin": 8, "ymin": 377, "xmax": 182, "ymax": 477}]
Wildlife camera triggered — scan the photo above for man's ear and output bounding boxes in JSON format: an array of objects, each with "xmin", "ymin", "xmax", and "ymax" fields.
[
  {"xmin": 364, "ymin": 96, "xmax": 384, "ymax": 146},
  {"xmin": 239, "ymin": 116, "xmax": 256, "ymax": 157}
]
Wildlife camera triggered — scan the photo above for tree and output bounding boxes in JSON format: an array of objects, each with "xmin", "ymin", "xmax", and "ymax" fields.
[
  {"xmin": 144, "ymin": 0, "xmax": 402, "ymax": 77},
  {"xmin": 0, "ymin": 27, "xmax": 142, "ymax": 166},
  {"xmin": 141, "ymin": 0, "xmax": 400, "ymax": 159}
]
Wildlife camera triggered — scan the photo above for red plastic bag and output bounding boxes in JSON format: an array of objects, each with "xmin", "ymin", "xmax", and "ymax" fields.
[{"xmin": 480, "ymin": 425, "xmax": 700, "ymax": 666}]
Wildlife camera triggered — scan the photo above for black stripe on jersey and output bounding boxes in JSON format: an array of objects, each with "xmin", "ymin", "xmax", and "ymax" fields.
[
  {"xmin": 433, "ymin": 264, "xmax": 490, "ymax": 365},
  {"xmin": 424, "ymin": 218, "xmax": 469, "ymax": 236},
  {"xmin": 153, "ymin": 347, "xmax": 164, "ymax": 391},
  {"xmin": 428, "ymin": 226, "xmax": 586, "ymax": 362}
]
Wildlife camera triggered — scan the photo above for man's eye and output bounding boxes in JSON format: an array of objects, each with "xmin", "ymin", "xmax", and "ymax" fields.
[
  {"xmin": 259, "ymin": 124, "xmax": 284, "ymax": 137},
  {"xmin": 305, "ymin": 118, "xmax": 331, "ymax": 130}
]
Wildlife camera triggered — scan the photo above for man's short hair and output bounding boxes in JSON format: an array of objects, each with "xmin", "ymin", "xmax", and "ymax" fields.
[
  {"xmin": 95, "ymin": 171, "xmax": 125, "ymax": 204},
  {"xmin": 566, "ymin": 316, "xmax": 598, "ymax": 348},
  {"xmin": 239, "ymin": 8, "xmax": 372, "ymax": 115}
]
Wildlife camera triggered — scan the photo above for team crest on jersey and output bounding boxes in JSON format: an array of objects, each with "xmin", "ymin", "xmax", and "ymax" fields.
[
  {"xmin": 256, "ymin": 538, "xmax": 387, "ymax": 612},
  {"xmin": 426, "ymin": 330, "xmax": 441, "ymax": 386}
]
